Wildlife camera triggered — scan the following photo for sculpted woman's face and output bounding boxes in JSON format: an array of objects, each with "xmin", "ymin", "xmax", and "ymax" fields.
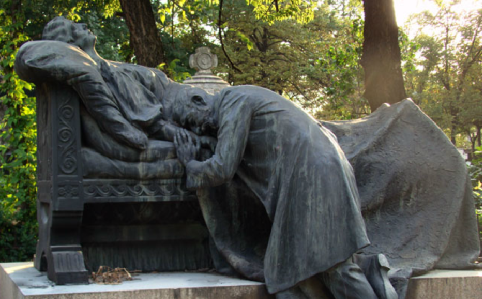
[
  {"xmin": 42, "ymin": 17, "xmax": 96, "ymax": 51},
  {"xmin": 71, "ymin": 22, "xmax": 96, "ymax": 50}
]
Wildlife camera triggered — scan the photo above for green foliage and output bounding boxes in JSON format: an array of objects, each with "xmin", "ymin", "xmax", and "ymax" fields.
[
  {"xmin": 154, "ymin": 0, "xmax": 218, "ymax": 76},
  {"xmin": 163, "ymin": 58, "xmax": 192, "ymax": 82},
  {"xmin": 403, "ymin": 5, "xmax": 482, "ymax": 147},
  {"xmin": 216, "ymin": 0, "xmax": 368, "ymax": 120},
  {"xmin": 399, "ymin": 29, "xmax": 419, "ymax": 74},
  {"xmin": 247, "ymin": 0, "xmax": 316, "ymax": 24},
  {"xmin": 469, "ymin": 146, "xmax": 482, "ymax": 208},
  {"xmin": 88, "ymin": 15, "xmax": 131, "ymax": 61},
  {"xmin": 0, "ymin": 6, "xmax": 38, "ymax": 262},
  {"xmin": 158, "ymin": 0, "xmax": 219, "ymax": 26},
  {"xmin": 468, "ymin": 146, "xmax": 482, "ymax": 241}
]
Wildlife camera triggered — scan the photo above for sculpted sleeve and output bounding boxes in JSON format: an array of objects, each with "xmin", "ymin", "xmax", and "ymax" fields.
[
  {"xmin": 185, "ymin": 91, "xmax": 253, "ymax": 189},
  {"xmin": 15, "ymin": 41, "xmax": 148, "ymax": 149}
]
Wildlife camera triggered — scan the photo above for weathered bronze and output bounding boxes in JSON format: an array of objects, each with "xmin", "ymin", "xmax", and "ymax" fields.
[
  {"xmin": 15, "ymin": 17, "xmax": 211, "ymax": 285},
  {"xmin": 15, "ymin": 17, "xmax": 480, "ymax": 299}
]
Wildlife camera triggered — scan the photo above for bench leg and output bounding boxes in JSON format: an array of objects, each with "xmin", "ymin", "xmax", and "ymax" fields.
[
  {"xmin": 35, "ymin": 204, "xmax": 88, "ymax": 284},
  {"xmin": 47, "ymin": 245, "xmax": 89, "ymax": 285}
]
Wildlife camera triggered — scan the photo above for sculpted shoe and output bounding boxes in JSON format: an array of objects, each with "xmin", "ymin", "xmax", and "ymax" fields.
[
  {"xmin": 354, "ymin": 253, "xmax": 398, "ymax": 299},
  {"xmin": 375, "ymin": 254, "xmax": 398, "ymax": 299}
]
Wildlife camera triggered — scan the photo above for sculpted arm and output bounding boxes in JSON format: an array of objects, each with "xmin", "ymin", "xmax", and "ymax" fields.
[{"xmin": 183, "ymin": 94, "xmax": 253, "ymax": 189}]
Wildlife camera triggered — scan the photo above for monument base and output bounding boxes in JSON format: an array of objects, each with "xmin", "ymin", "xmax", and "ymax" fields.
[
  {"xmin": 0, "ymin": 263, "xmax": 273, "ymax": 299},
  {"xmin": 405, "ymin": 269, "xmax": 482, "ymax": 299},
  {"xmin": 1, "ymin": 262, "xmax": 481, "ymax": 299}
]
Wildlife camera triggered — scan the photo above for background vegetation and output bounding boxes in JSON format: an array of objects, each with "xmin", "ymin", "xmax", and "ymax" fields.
[{"xmin": 0, "ymin": 0, "xmax": 481, "ymax": 262}]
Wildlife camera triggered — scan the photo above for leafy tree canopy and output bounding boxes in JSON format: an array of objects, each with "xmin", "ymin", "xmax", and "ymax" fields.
[{"xmin": 403, "ymin": 3, "xmax": 482, "ymax": 147}]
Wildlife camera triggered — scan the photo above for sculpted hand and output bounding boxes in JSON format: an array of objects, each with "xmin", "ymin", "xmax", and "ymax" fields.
[
  {"xmin": 174, "ymin": 129, "xmax": 200, "ymax": 165},
  {"xmin": 199, "ymin": 136, "xmax": 217, "ymax": 152},
  {"xmin": 187, "ymin": 131, "xmax": 201, "ymax": 149}
]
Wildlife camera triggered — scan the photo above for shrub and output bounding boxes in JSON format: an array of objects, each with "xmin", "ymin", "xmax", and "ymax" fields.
[{"xmin": 0, "ymin": 10, "xmax": 37, "ymax": 262}]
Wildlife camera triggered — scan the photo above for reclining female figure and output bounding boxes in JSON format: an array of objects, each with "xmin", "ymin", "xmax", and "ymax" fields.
[{"xmin": 15, "ymin": 16, "xmax": 213, "ymax": 165}]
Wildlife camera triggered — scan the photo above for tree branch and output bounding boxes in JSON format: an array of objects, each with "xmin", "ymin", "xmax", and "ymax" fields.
[{"xmin": 218, "ymin": 0, "xmax": 242, "ymax": 73}]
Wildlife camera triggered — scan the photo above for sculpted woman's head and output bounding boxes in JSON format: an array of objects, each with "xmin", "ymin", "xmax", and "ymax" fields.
[{"xmin": 42, "ymin": 16, "xmax": 96, "ymax": 51}]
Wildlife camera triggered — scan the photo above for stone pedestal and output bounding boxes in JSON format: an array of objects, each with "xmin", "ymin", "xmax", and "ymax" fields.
[
  {"xmin": 183, "ymin": 73, "xmax": 230, "ymax": 94},
  {"xmin": 0, "ymin": 263, "xmax": 273, "ymax": 299},
  {"xmin": 183, "ymin": 47, "xmax": 230, "ymax": 94},
  {"xmin": 405, "ymin": 269, "xmax": 482, "ymax": 299},
  {"xmin": 2, "ymin": 263, "xmax": 482, "ymax": 299}
]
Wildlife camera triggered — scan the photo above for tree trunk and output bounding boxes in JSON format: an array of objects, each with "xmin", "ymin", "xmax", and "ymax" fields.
[
  {"xmin": 450, "ymin": 122, "xmax": 457, "ymax": 145},
  {"xmin": 119, "ymin": 0, "xmax": 165, "ymax": 67},
  {"xmin": 477, "ymin": 125, "xmax": 481, "ymax": 147},
  {"xmin": 361, "ymin": 0, "xmax": 406, "ymax": 112},
  {"xmin": 469, "ymin": 130, "xmax": 476, "ymax": 156}
]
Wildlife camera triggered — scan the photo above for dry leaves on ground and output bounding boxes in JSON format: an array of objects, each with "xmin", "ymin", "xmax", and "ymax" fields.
[{"xmin": 92, "ymin": 266, "xmax": 140, "ymax": 284}]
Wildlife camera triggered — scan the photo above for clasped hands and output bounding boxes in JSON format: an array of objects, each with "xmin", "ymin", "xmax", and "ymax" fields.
[{"xmin": 174, "ymin": 129, "xmax": 216, "ymax": 165}]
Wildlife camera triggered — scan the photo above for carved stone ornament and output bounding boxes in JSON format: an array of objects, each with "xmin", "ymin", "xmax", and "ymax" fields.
[
  {"xmin": 189, "ymin": 47, "xmax": 218, "ymax": 75},
  {"xmin": 184, "ymin": 47, "xmax": 229, "ymax": 94}
]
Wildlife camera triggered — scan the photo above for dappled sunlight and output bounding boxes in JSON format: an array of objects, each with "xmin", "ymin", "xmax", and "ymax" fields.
[
  {"xmin": 395, "ymin": 0, "xmax": 438, "ymax": 26},
  {"xmin": 4, "ymin": 263, "xmax": 33, "ymax": 274},
  {"xmin": 395, "ymin": 0, "xmax": 482, "ymax": 27}
]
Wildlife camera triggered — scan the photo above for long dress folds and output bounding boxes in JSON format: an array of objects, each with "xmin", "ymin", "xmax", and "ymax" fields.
[{"xmin": 185, "ymin": 86, "xmax": 371, "ymax": 294}]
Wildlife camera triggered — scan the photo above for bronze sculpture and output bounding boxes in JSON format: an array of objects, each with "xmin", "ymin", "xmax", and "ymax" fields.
[{"xmin": 14, "ymin": 17, "xmax": 480, "ymax": 299}]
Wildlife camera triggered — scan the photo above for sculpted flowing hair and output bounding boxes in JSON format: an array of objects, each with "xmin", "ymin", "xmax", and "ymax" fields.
[{"xmin": 42, "ymin": 16, "xmax": 74, "ymax": 43}]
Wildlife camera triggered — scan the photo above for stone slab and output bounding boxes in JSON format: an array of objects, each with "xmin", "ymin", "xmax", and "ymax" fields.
[
  {"xmin": 0, "ymin": 263, "xmax": 274, "ymax": 299},
  {"xmin": 406, "ymin": 269, "xmax": 482, "ymax": 299},
  {"xmin": 2, "ymin": 263, "xmax": 482, "ymax": 299}
]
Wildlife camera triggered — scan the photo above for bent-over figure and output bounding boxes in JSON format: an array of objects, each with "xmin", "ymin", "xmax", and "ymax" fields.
[{"xmin": 173, "ymin": 85, "xmax": 398, "ymax": 299}]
